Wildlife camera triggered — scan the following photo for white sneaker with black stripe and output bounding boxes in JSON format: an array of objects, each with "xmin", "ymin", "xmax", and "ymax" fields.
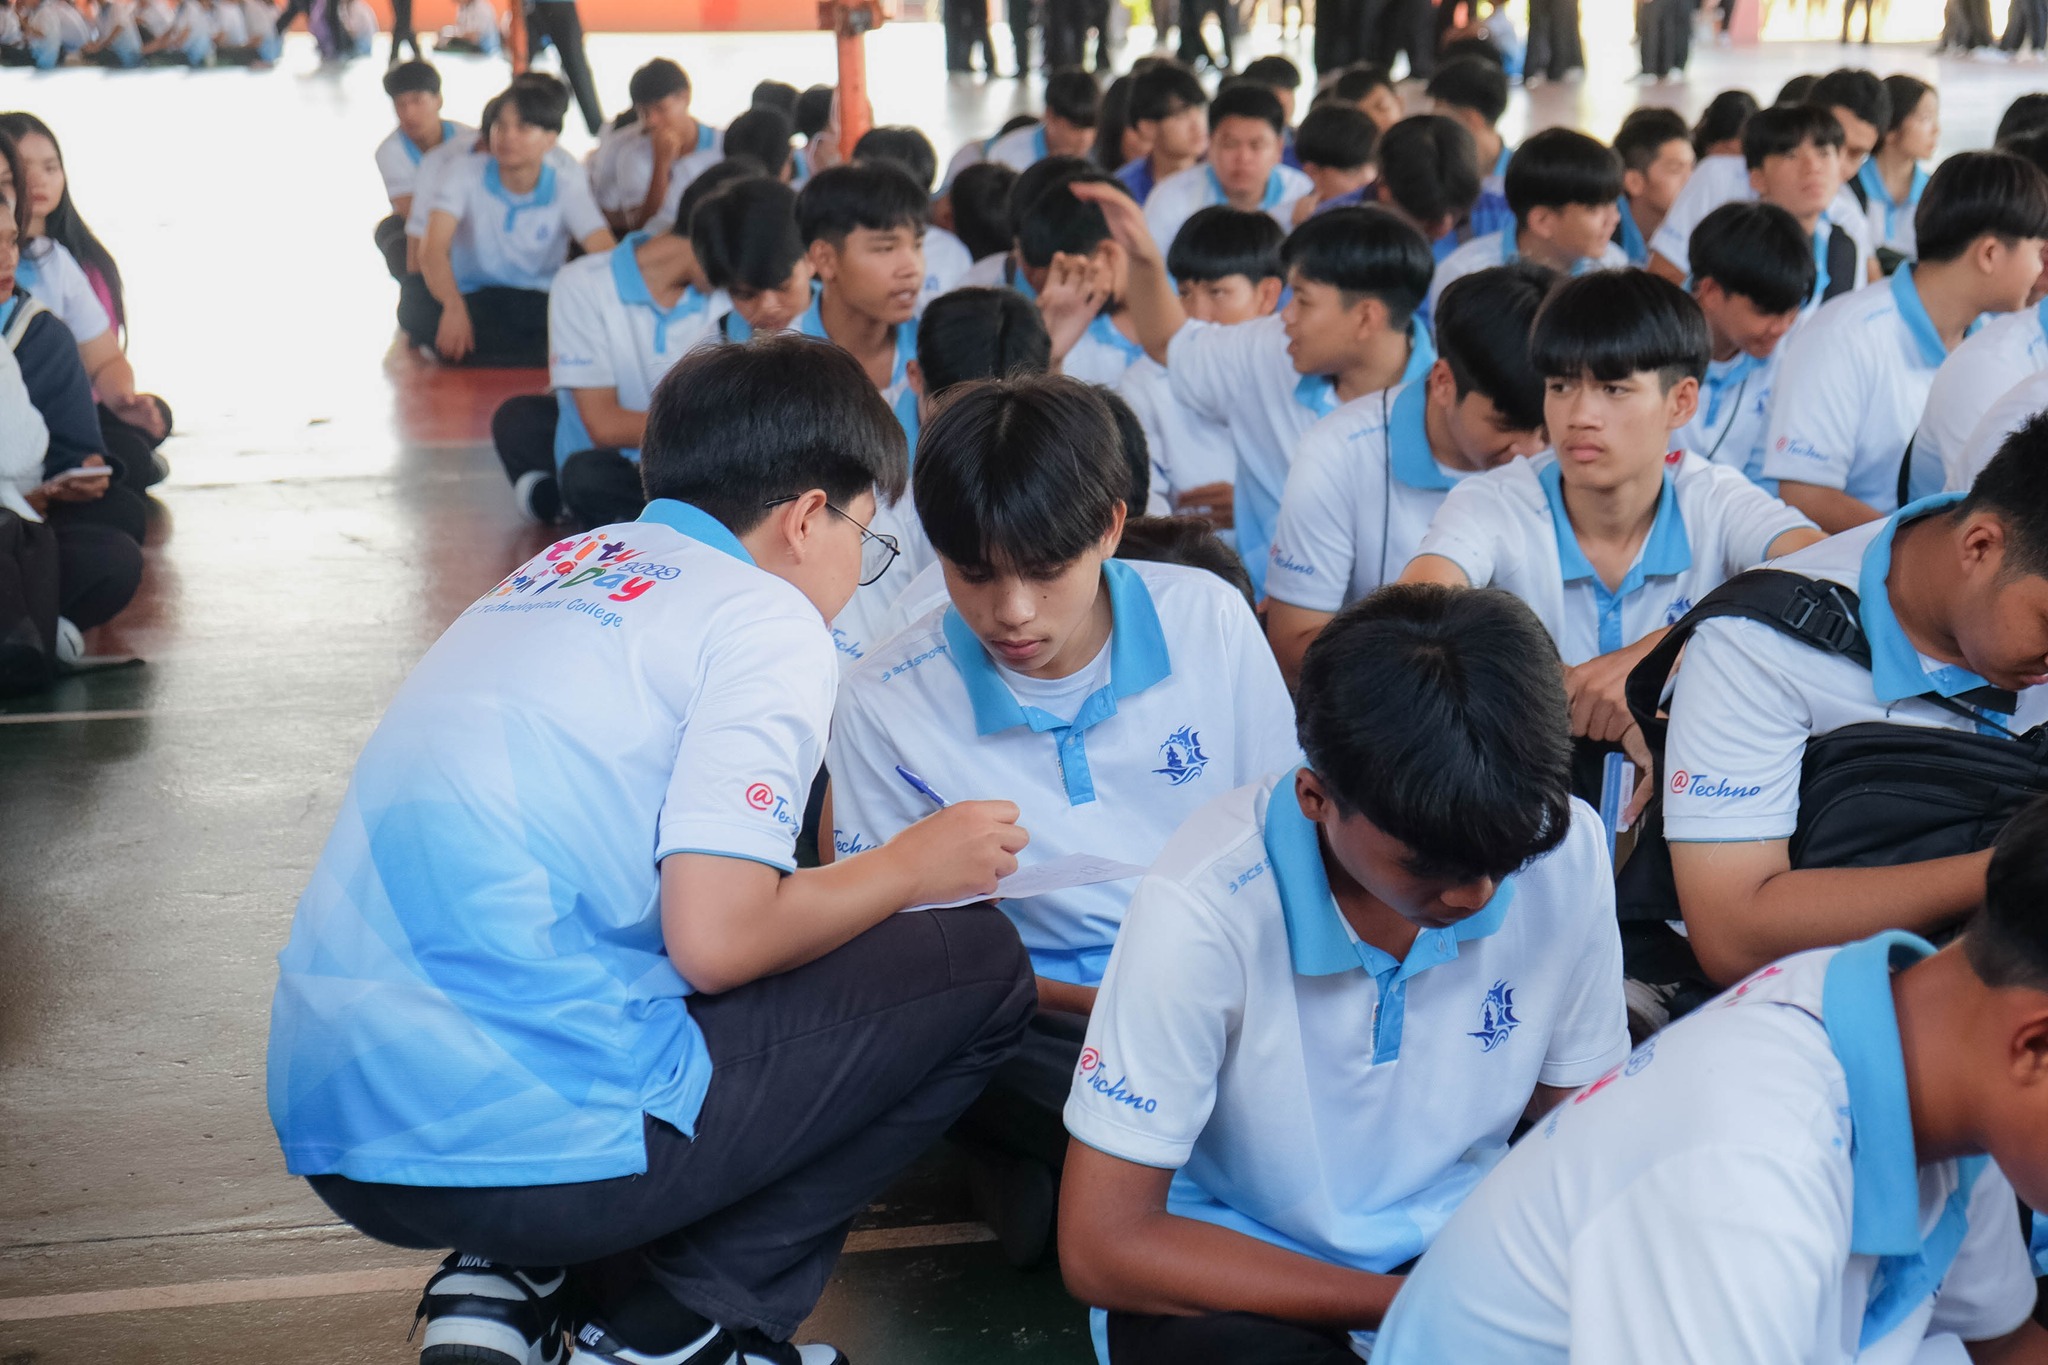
[
  {"xmin": 567, "ymin": 1321, "xmax": 846, "ymax": 1365},
  {"xmin": 413, "ymin": 1253, "xmax": 568, "ymax": 1365}
]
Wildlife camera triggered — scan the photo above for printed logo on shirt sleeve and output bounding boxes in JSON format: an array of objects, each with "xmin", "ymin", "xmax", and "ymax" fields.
[
  {"xmin": 1075, "ymin": 1048, "xmax": 1159, "ymax": 1114},
  {"xmin": 1270, "ymin": 548, "xmax": 1316, "ymax": 577},
  {"xmin": 1773, "ymin": 436, "xmax": 1826, "ymax": 466},
  {"xmin": 745, "ymin": 783, "xmax": 798, "ymax": 827},
  {"xmin": 1668, "ymin": 770, "xmax": 1763, "ymax": 800}
]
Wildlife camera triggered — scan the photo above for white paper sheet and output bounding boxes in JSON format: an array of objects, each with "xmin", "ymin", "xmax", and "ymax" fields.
[{"xmin": 903, "ymin": 853, "xmax": 1149, "ymax": 912}]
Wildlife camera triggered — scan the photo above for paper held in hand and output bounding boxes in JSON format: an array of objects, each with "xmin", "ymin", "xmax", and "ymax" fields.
[{"xmin": 904, "ymin": 853, "xmax": 1149, "ymax": 912}]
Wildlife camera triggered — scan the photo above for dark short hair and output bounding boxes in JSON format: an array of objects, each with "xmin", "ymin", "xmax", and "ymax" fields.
[
  {"xmin": 383, "ymin": 59, "xmax": 440, "ymax": 98},
  {"xmin": 1100, "ymin": 385, "xmax": 1152, "ymax": 512},
  {"xmin": 1774, "ymin": 73, "xmax": 1819, "ymax": 106},
  {"xmin": 913, "ymin": 376, "xmax": 1129, "ymax": 573},
  {"xmin": 1326, "ymin": 62, "xmax": 1396, "ymax": 106},
  {"xmin": 1435, "ymin": 263, "xmax": 1556, "ymax": 432},
  {"xmin": 1914, "ymin": 150, "xmax": 2048, "ymax": 264},
  {"xmin": 1009, "ymin": 153, "xmax": 1096, "ymax": 222},
  {"xmin": 629, "ymin": 58, "xmax": 688, "ymax": 108},
  {"xmin": 915, "ymin": 288, "xmax": 1052, "ymax": 396},
  {"xmin": 1806, "ymin": 67, "xmax": 1889, "ymax": 131},
  {"xmin": 1879, "ymin": 73, "xmax": 1931, "ymax": 136},
  {"xmin": 1129, "ymin": 62, "xmax": 1207, "ymax": 125},
  {"xmin": 1693, "ymin": 88, "xmax": 1758, "ymax": 158},
  {"xmin": 672, "ymin": 156, "xmax": 765, "ymax": 238},
  {"xmin": 1168, "ymin": 206, "xmax": 1286, "ymax": 285},
  {"xmin": 950, "ymin": 161, "xmax": 1019, "ymax": 260},
  {"xmin": 1208, "ymin": 81, "xmax": 1287, "ymax": 137},
  {"xmin": 501, "ymin": 74, "xmax": 570, "ymax": 135},
  {"xmin": 1115, "ymin": 516, "xmax": 1254, "ymax": 608},
  {"xmin": 1296, "ymin": 104, "xmax": 1378, "ymax": 172},
  {"xmin": 1689, "ymin": 201, "xmax": 1815, "ymax": 316},
  {"xmin": 1997, "ymin": 92, "xmax": 2048, "ymax": 147},
  {"xmin": 1614, "ymin": 106, "xmax": 1690, "ymax": 174},
  {"xmin": 1959, "ymin": 410, "xmax": 2048, "ymax": 580},
  {"xmin": 1241, "ymin": 54, "xmax": 1302, "ymax": 96},
  {"xmin": 1970, "ymin": 794, "xmax": 2048, "ymax": 991},
  {"xmin": 751, "ymin": 79, "xmax": 798, "ymax": 115},
  {"xmin": 691, "ymin": 177, "xmax": 804, "ymax": 291},
  {"xmin": 1092, "ymin": 74, "xmax": 1138, "ymax": 172},
  {"xmin": 2003, "ymin": 128, "xmax": 2048, "ymax": 183},
  {"xmin": 1439, "ymin": 35, "xmax": 1507, "ymax": 67},
  {"xmin": 1742, "ymin": 103, "xmax": 1844, "ymax": 169},
  {"xmin": 1530, "ymin": 269, "xmax": 1710, "ymax": 388},
  {"xmin": 1504, "ymin": 127, "xmax": 1624, "ymax": 225},
  {"xmin": 1375, "ymin": 114, "xmax": 1482, "ymax": 228},
  {"xmin": 1282, "ymin": 206, "xmax": 1436, "ymax": 329},
  {"xmin": 855, "ymin": 124, "xmax": 940, "ymax": 193},
  {"xmin": 794, "ymin": 84, "xmax": 835, "ymax": 139},
  {"xmin": 1296, "ymin": 585, "xmax": 1574, "ymax": 883},
  {"xmin": 795, "ymin": 162, "xmax": 928, "ymax": 246},
  {"xmin": 1425, "ymin": 55, "xmax": 1508, "ymax": 125},
  {"xmin": 640, "ymin": 336, "xmax": 907, "ymax": 532},
  {"xmin": 1016, "ymin": 170, "xmax": 1128, "ymax": 268},
  {"xmin": 723, "ymin": 108, "xmax": 793, "ymax": 179},
  {"xmin": 1045, "ymin": 68, "xmax": 1102, "ymax": 127}
]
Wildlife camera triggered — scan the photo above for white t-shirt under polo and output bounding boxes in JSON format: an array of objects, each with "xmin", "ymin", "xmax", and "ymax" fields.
[
  {"xmin": 1117, "ymin": 357, "xmax": 1227, "ymax": 524},
  {"xmin": 1678, "ymin": 345, "xmax": 1787, "ymax": 486},
  {"xmin": 1143, "ymin": 162, "xmax": 1315, "ymax": 258},
  {"xmin": 1949, "ymin": 367, "xmax": 2048, "ymax": 493},
  {"xmin": 374, "ymin": 120, "xmax": 472, "ymax": 203},
  {"xmin": 1661, "ymin": 496, "xmax": 2048, "ymax": 844},
  {"xmin": 1266, "ymin": 380, "xmax": 1480, "ymax": 614},
  {"xmin": 1425, "ymin": 228, "xmax": 1629, "ymax": 317},
  {"xmin": 546, "ymin": 233, "xmax": 730, "ymax": 465},
  {"xmin": 1373, "ymin": 935, "xmax": 2036, "ymax": 1365},
  {"xmin": 1414, "ymin": 450, "xmax": 1814, "ymax": 664},
  {"xmin": 827, "ymin": 559, "xmax": 1300, "ymax": 985},
  {"xmin": 1917, "ymin": 300, "xmax": 2048, "ymax": 494},
  {"xmin": 430, "ymin": 154, "xmax": 607, "ymax": 294},
  {"xmin": 1762, "ymin": 268, "xmax": 1988, "ymax": 513},
  {"xmin": 1066, "ymin": 776, "xmax": 1628, "ymax": 1357}
]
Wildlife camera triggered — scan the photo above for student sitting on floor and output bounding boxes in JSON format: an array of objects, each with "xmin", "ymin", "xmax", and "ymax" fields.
[
  {"xmin": 1266, "ymin": 263, "xmax": 1552, "ymax": 686},
  {"xmin": 1764, "ymin": 150, "xmax": 2048, "ymax": 532},
  {"xmin": 1425, "ymin": 55, "xmax": 1511, "ymax": 196},
  {"xmin": 1079, "ymin": 180, "xmax": 1438, "ymax": 599},
  {"xmin": 269, "ymin": 336, "xmax": 1035, "ymax": 1365},
  {"xmin": 1289, "ymin": 104, "xmax": 1377, "ymax": 226},
  {"xmin": 23, "ymin": 0, "xmax": 87, "ymax": 66},
  {"xmin": 1375, "ymin": 814, "xmax": 2048, "ymax": 1364},
  {"xmin": 140, "ymin": 0, "xmax": 211, "ymax": 65},
  {"xmin": 205, "ymin": 0, "xmax": 277, "ymax": 65},
  {"xmin": 433, "ymin": 0, "xmax": 497, "ymax": 53},
  {"xmin": 1143, "ymin": 83, "xmax": 1313, "ymax": 253},
  {"xmin": 827, "ymin": 374, "xmax": 1299, "ymax": 1267},
  {"xmin": 852, "ymin": 125, "xmax": 974, "ymax": 308},
  {"xmin": 79, "ymin": 0, "xmax": 141, "ymax": 65},
  {"xmin": 986, "ymin": 69, "xmax": 1102, "ymax": 175},
  {"xmin": 1426, "ymin": 128, "xmax": 1627, "ymax": 322},
  {"xmin": 1610, "ymin": 106, "xmax": 1694, "ymax": 266},
  {"xmin": 1021, "ymin": 172, "xmax": 1149, "ymax": 390},
  {"xmin": 1059, "ymin": 584, "xmax": 1629, "ymax": 1365},
  {"xmin": 1676, "ymin": 201, "xmax": 1815, "ymax": 487},
  {"xmin": 588, "ymin": 59, "xmax": 721, "ymax": 237},
  {"xmin": 1114, "ymin": 62, "xmax": 1208, "ymax": 207},
  {"xmin": 1117, "ymin": 206, "xmax": 1284, "ymax": 542},
  {"xmin": 408, "ymin": 74, "xmax": 615, "ymax": 367},
  {"xmin": 373, "ymin": 61, "xmax": 472, "ymax": 280},
  {"xmin": 1402, "ymin": 271, "xmax": 1822, "ymax": 814},
  {"xmin": 689, "ymin": 175, "xmax": 816, "ymax": 337}
]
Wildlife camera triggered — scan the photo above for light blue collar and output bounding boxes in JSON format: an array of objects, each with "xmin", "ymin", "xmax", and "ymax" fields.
[
  {"xmin": 0, "ymin": 297, "xmax": 16, "ymax": 331},
  {"xmin": 1499, "ymin": 228, "xmax": 1520, "ymax": 265},
  {"xmin": 399, "ymin": 120, "xmax": 455, "ymax": 165},
  {"xmin": 610, "ymin": 231, "xmax": 709, "ymax": 353},
  {"xmin": 1812, "ymin": 225, "xmax": 1832, "ymax": 306},
  {"xmin": 637, "ymin": 498, "xmax": 753, "ymax": 564},
  {"xmin": 1614, "ymin": 195, "xmax": 1648, "ymax": 266},
  {"xmin": 1205, "ymin": 164, "xmax": 1288, "ymax": 211},
  {"xmin": 1264, "ymin": 766, "xmax": 1517, "ymax": 979},
  {"xmin": 1857, "ymin": 492, "xmax": 1993, "ymax": 704},
  {"xmin": 1491, "ymin": 143, "xmax": 1513, "ymax": 180},
  {"xmin": 1387, "ymin": 380, "xmax": 1458, "ymax": 491},
  {"xmin": 795, "ymin": 291, "xmax": 917, "ymax": 389},
  {"xmin": 1856, "ymin": 158, "xmax": 1928, "ymax": 241},
  {"xmin": 1086, "ymin": 310, "xmax": 1148, "ymax": 363},
  {"xmin": 482, "ymin": 158, "xmax": 558, "ymax": 233},
  {"xmin": 1031, "ymin": 125, "xmax": 1048, "ymax": 163},
  {"xmin": 1890, "ymin": 264, "xmax": 1982, "ymax": 370},
  {"xmin": 1537, "ymin": 458, "xmax": 1692, "ymax": 586},
  {"xmin": 696, "ymin": 121, "xmax": 719, "ymax": 152},
  {"xmin": 1291, "ymin": 317, "xmax": 1436, "ymax": 418},
  {"xmin": 13, "ymin": 249, "xmax": 38, "ymax": 290},
  {"xmin": 1702, "ymin": 350, "xmax": 1761, "ymax": 426}
]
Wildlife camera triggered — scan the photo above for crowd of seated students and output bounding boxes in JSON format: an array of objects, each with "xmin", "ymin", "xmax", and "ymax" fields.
[
  {"xmin": 0, "ymin": 0, "xmax": 509, "ymax": 66},
  {"xmin": 246, "ymin": 41, "xmax": 2048, "ymax": 1365}
]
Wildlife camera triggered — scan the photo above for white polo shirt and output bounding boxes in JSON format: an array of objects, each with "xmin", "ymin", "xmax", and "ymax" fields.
[
  {"xmin": 14, "ymin": 239, "xmax": 110, "ymax": 344},
  {"xmin": 267, "ymin": 500, "xmax": 841, "ymax": 1188},
  {"xmin": 1373, "ymin": 935, "xmax": 2036, "ymax": 1365},
  {"xmin": 404, "ymin": 128, "xmax": 483, "ymax": 240},
  {"xmin": 546, "ymin": 234, "xmax": 730, "ymax": 466},
  {"xmin": 1917, "ymin": 300, "xmax": 2048, "ymax": 493},
  {"xmin": 1652, "ymin": 153, "xmax": 1876, "ymax": 279},
  {"xmin": 588, "ymin": 119, "xmax": 721, "ymax": 221},
  {"xmin": 1060, "ymin": 310, "xmax": 1150, "ymax": 388},
  {"xmin": 648, "ymin": 132, "xmax": 728, "ymax": 234},
  {"xmin": 1117, "ymin": 357, "xmax": 1228, "ymax": 525},
  {"xmin": 920, "ymin": 225, "xmax": 974, "ymax": 311},
  {"xmin": 1066, "ymin": 777, "xmax": 1628, "ymax": 1358},
  {"xmin": 430, "ymin": 154, "xmax": 607, "ymax": 294},
  {"xmin": 1143, "ymin": 163, "xmax": 1314, "ymax": 258},
  {"xmin": 1856, "ymin": 158, "xmax": 1928, "ymax": 261},
  {"xmin": 822, "ymin": 493, "xmax": 936, "ymax": 672},
  {"xmin": 1415, "ymin": 450, "xmax": 1815, "ymax": 664},
  {"xmin": 828, "ymin": 559, "xmax": 1299, "ymax": 985},
  {"xmin": 984, "ymin": 122, "xmax": 1052, "ymax": 175},
  {"xmin": 1266, "ymin": 380, "xmax": 1482, "ymax": 614},
  {"xmin": 1762, "ymin": 269, "xmax": 1989, "ymax": 513},
  {"xmin": 1950, "ymin": 367, "xmax": 2048, "ymax": 494},
  {"xmin": 1678, "ymin": 344, "xmax": 1787, "ymax": 486},
  {"xmin": 1425, "ymin": 228, "xmax": 1629, "ymax": 317},
  {"xmin": 1165, "ymin": 312, "xmax": 1437, "ymax": 598},
  {"xmin": 790, "ymin": 291, "xmax": 921, "ymax": 448},
  {"xmin": 211, "ymin": 0, "xmax": 249, "ymax": 43},
  {"xmin": 1662, "ymin": 495, "xmax": 2048, "ymax": 843}
]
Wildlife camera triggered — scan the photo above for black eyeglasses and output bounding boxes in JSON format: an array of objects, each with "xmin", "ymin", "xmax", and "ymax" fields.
[{"xmin": 763, "ymin": 496, "xmax": 900, "ymax": 586}]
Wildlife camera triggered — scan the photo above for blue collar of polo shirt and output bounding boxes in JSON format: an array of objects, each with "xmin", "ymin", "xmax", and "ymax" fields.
[
  {"xmin": 1117, "ymin": 155, "xmax": 1156, "ymax": 202},
  {"xmin": 696, "ymin": 122, "xmax": 718, "ymax": 152},
  {"xmin": 1205, "ymin": 165, "xmax": 1288, "ymax": 211},
  {"xmin": 1491, "ymin": 143, "xmax": 1513, "ymax": 181},
  {"xmin": 483, "ymin": 159, "xmax": 558, "ymax": 232},
  {"xmin": 637, "ymin": 498, "xmax": 753, "ymax": 564},
  {"xmin": 1291, "ymin": 316, "xmax": 1438, "ymax": 417},
  {"xmin": 400, "ymin": 120, "xmax": 455, "ymax": 165},
  {"xmin": 1387, "ymin": 380, "xmax": 1458, "ymax": 491},
  {"xmin": 1811, "ymin": 225, "xmax": 1832, "ymax": 306},
  {"xmin": 795, "ymin": 291, "xmax": 917, "ymax": 388},
  {"xmin": 13, "ymin": 250, "xmax": 37, "ymax": 290},
  {"xmin": 1538, "ymin": 458, "xmax": 1693, "ymax": 586},
  {"xmin": 1890, "ymin": 264, "xmax": 1983, "ymax": 369},
  {"xmin": 0, "ymin": 297, "xmax": 15, "ymax": 331},
  {"xmin": 1857, "ymin": 158, "xmax": 1928, "ymax": 240},
  {"xmin": 1086, "ymin": 311, "xmax": 1148, "ymax": 363},
  {"xmin": 1701, "ymin": 350, "xmax": 1762, "ymax": 427},
  {"xmin": 1614, "ymin": 195, "xmax": 1648, "ymax": 265},
  {"xmin": 1032, "ymin": 126, "xmax": 1048, "ymax": 162},
  {"xmin": 1857, "ymin": 492, "xmax": 1996, "ymax": 704},
  {"xmin": 610, "ymin": 231, "xmax": 709, "ymax": 353}
]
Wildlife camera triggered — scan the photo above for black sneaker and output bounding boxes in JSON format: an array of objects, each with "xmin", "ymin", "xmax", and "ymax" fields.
[
  {"xmin": 513, "ymin": 470, "xmax": 562, "ymax": 524},
  {"xmin": 414, "ymin": 1253, "xmax": 568, "ymax": 1365}
]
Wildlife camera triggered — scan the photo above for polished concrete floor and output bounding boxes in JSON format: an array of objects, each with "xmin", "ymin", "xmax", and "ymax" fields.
[{"xmin": 3, "ymin": 20, "xmax": 2047, "ymax": 1363}]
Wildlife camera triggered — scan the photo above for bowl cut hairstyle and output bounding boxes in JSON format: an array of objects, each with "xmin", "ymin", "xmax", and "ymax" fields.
[
  {"xmin": 1283, "ymin": 206, "xmax": 1435, "ymax": 328},
  {"xmin": 795, "ymin": 162, "xmax": 929, "ymax": 247},
  {"xmin": 1692, "ymin": 88, "xmax": 1758, "ymax": 158},
  {"xmin": 915, "ymin": 288, "xmax": 1053, "ymax": 396},
  {"xmin": 383, "ymin": 59, "xmax": 441, "ymax": 98},
  {"xmin": 1530, "ymin": 269, "xmax": 1710, "ymax": 389},
  {"xmin": 1997, "ymin": 92, "xmax": 2048, "ymax": 147},
  {"xmin": 640, "ymin": 336, "xmax": 907, "ymax": 533},
  {"xmin": 1504, "ymin": 128, "xmax": 1625, "ymax": 224},
  {"xmin": 1806, "ymin": 67, "xmax": 1889, "ymax": 132},
  {"xmin": 1008, "ymin": 153, "xmax": 1096, "ymax": 222},
  {"xmin": 1296, "ymin": 104, "xmax": 1379, "ymax": 172},
  {"xmin": 1375, "ymin": 115, "xmax": 1482, "ymax": 229},
  {"xmin": 691, "ymin": 177, "xmax": 804, "ymax": 291},
  {"xmin": 501, "ymin": 74, "xmax": 571, "ymax": 134},
  {"xmin": 1971, "ymin": 794, "xmax": 2048, "ymax": 992},
  {"xmin": 1440, "ymin": 35, "xmax": 1508, "ymax": 67},
  {"xmin": 794, "ymin": 85, "xmax": 835, "ymax": 140},
  {"xmin": 723, "ymin": 108, "xmax": 794, "ymax": 180},
  {"xmin": 1960, "ymin": 410, "xmax": 2048, "ymax": 580},
  {"xmin": 1614, "ymin": 106, "xmax": 1691, "ymax": 173},
  {"xmin": 949, "ymin": 161, "xmax": 1019, "ymax": 260},
  {"xmin": 1045, "ymin": 68, "xmax": 1103, "ymax": 128},
  {"xmin": 1434, "ymin": 262, "xmax": 1558, "ymax": 433},
  {"xmin": 1241, "ymin": 54, "xmax": 1302, "ymax": 93},
  {"xmin": 855, "ymin": 125, "xmax": 941, "ymax": 194},
  {"xmin": 1167, "ymin": 205, "xmax": 1286, "ymax": 284},
  {"xmin": 1208, "ymin": 82, "xmax": 1287, "ymax": 137},
  {"xmin": 1424, "ymin": 55, "xmax": 1508, "ymax": 125},
  {"xmin": 1912, "ymin": 150, "xmax": 2048, "ymax": 265},
  {"xmin": 671, "ymin": 156, "xmax": 766, "ymax": 239},
  {"xmin": 1326, "ymin": 62, "xmax": 1395, "ymax": 104},
  {"xmin": 1129, "ymin": 63, "xmax": 1207, "ymax": 125},
  {"xmin": 1741, "ymin": 103, "xmax": 1845, "ymax": 169},
  {"xmin": 629, "ymin": 58, "xmax": 688, "ymax": 108},
  {"xmin": 1016, "ymin": 170, "xmax": 1128, "ymax": 268},
  {"xmin": 1296, "ymin": 584, "xmax": 1574, "ymax": 884},
  {"xmin": 913, "ymin": 375, "xmax": 1131, "ymax": 575},
  {"xmin": 751, "ymin": 79, "xmax": 798, "ymax": 115},
  {"xmin": 1101, "ymin": 385, "xmax": 1152, "ymax": 513},
  {"xmin": 1688, "ymin": 201, "xmax": 1816, "ymax": 316},
  {"xmin": 1774, "ymin": 73, "xmax": 1819, "ymax": 107}
]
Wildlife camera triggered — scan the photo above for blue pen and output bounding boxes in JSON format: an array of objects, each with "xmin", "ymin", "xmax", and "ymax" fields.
[{"xmin": 895, "ymin": 765, "xmax": 950, "ymax": 809}]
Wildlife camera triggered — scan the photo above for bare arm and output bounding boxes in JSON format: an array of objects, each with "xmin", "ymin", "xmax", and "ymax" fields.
[
  {"xmin": 1765, "ymin": 525, "xmax": 1827, "ymax": 559},
  {"xmin": 581, "ymin": 227, "xmax": 618, "ymax": 255},
  {"xmin": 1264, "ymin": 599, "xmax": 1334, "ymax": 691},
  {"xmin": 1059, "ymin": 1140, "xmax": 1402, "ymax": 1329},
  {"xmin": 1068, "ymin": 180, "xmax": 1186, "ymax": 365},
  {"xmin": 391, "ymin": 193, "xmax": 414, "ymax": 220},
  {"xmin": 1969, "ymin": 1321, "xmax": 2048, "ymax": 1365},
  {"xmin": 422, "ymin": 211, "xmax": 472, "ymax": 361},
  {"xmin": 1036, "ymin": 977, "xmax": 1097, "ymax": 1015},
  {"xmin": 1395, "ymin": 553, "xmax": 1473, "ymax": 588},
  {"xmin": 76, "ymin": 331, "xmax": 137, "ymax": 406},
  {"xmin": 568, "ymin": 388, "xmax": 648, "ymax": 451},
  {"xmin": 1775, "ymin": 480, "xmax": 1883, "ymax": 535}
]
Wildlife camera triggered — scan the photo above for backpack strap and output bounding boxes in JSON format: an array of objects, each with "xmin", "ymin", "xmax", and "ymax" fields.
[
  {"xmin": 1894, "ymin": 432, "xmax": 1918, "ymax": 512},
  {"xmin": 3, "ymin": 292, "xmax": 46, "ymax": 352}
]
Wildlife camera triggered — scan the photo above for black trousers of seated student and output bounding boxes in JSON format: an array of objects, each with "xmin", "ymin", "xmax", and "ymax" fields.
[
  {"xmin": 1639, "ymin": 0, "xmax": 1691, "ymax": 75},
  {"xmin": 944, "ymin": 0, "xmax": 996, "ymax": 71},
  {"xmin": 492, "ymin": 392, "xmax": 648, "ymax": 526},
  {"xmin": 374, "ymin": 215, "xmax": 408, "ymax": 282},
  {"xmin": 1176, "ymin": 0, "xmax": 1233, "ymax": 68},
  {"xmin": 1044, "ymin": 0, "xmax": 1109, "ymax": 69},
  {"xmin": 1106, "ymin": 1312, "xmax": 1363, "ymax": 1365},
  {"xmin": 1361, "ymin": 0, "xmax": 1438, "ymax": 79},
  {"xmin": 312, "ymin": 907, "xmax": 1034, "ymax": 1344},
  {"xmin": 398, "ymin": 277, "xmax": 550, "ymax": 368},
  {"xmin": 521, "ymin": 0, "xmax": 603, "ymax": 135},
  {"xmin": 1524, "ymin": 0, "xmax": 1584, "ymax": 77}
]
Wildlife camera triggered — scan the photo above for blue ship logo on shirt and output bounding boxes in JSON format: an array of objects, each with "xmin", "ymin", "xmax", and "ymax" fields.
[
  {"xmin": 1469, "ymin": 980, "xmax": 1519, "ymax": 1052},
  {"xmin": 1153, "ymin": 727, "xmax": 1210, "ymax": 785}
]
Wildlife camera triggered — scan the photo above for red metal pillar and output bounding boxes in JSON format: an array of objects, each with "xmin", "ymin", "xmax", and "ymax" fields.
[{"xmin": 819, "ymin": 1, "xmax": 887, "ymax": 157}]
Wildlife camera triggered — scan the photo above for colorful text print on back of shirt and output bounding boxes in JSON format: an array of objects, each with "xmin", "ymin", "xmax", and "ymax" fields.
[{"xmin": 485, "ymin": 532, "xmax": 679, "ymax": 603}]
